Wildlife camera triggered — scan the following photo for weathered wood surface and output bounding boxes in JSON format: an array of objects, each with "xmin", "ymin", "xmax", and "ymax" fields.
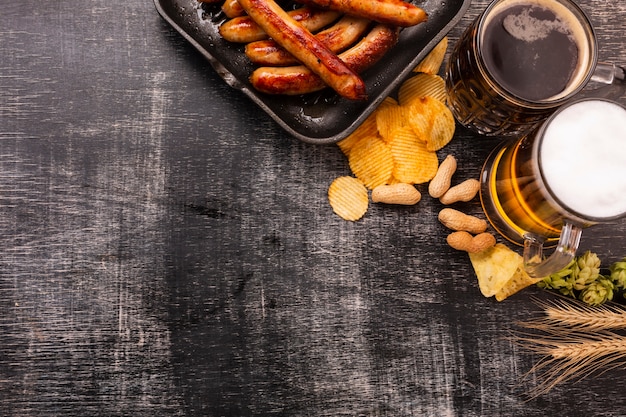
[{"xmin": 2, "ymin": 0, "xmax": 626, "ymax": 415}]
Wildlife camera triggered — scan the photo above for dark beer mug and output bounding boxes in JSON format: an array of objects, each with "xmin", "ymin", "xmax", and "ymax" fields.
[{"xmin": 445, "ymin": 0, "xmax": 625, "ymax": 137}]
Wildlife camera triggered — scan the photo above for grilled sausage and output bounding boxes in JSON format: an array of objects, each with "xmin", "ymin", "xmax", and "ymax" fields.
[
  {"xmin": 218, "ymin": 6, "xmax": 341, "ymax": 43},
  {"xmin": 250, "ymin": 24, "xmax": 399, "ymax": 96},
  {"xmin": 238, "ymin": 0, "xmax": 367, "ymax": 100},
  {"xmin": 244, "ymin": 15, "xmax": 371, "ymax": 66},
  {"xmin": 221, "ymin": 0, "xmax": 246, "ymax": 18},
  {"xmin": 296, "ymin": 0, "xmax": 427, "ymax": 27}
]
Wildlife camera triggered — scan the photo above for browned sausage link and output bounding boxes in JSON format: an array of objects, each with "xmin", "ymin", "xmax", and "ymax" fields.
[
  {"xmin": 245, "ymin": 15, "xmax": 371, "ymax": 66},
  {"xmin": 218, "ymin": 7, "xmax": 341, "ymax": 43},
  {"xmin": 238, "ymin": 0, "xmax": 367, "ymax": 100},
  {"xmin": 296, "ymin": 0, "xmax": 426, "ymax": 27},
  {"xmin": 250, "ymin": 24, "xmax": 399, "ymax": 96},
  {"xmin": 221, "ymin": 0, "xmax": 245, "ymax": 18},
  {"xmin": 341, "ymin": 25, "xmax": 399, "ymax": 72}
]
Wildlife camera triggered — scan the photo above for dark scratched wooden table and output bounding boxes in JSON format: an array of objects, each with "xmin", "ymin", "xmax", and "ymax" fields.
[{"xmin": 2, "ymin": 0, "xmax": 626, "ymax": 415}]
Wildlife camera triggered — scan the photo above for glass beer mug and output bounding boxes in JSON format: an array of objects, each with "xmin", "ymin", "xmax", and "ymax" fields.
[
  {"xmin": 480, "ymin": 98, "xmax": 626, "ymax": 277},
  {"xmin": 446, "ymin": 0, "xmax": 626, "ymax": 137}
]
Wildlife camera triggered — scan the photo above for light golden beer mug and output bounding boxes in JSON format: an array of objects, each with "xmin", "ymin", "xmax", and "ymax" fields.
[
  {"xmin": 446, "ymin": 0, "xmax": 626, "ymax": 138},
  {"xmin": 480, "ymin": 98, "xmax": 626, "ymax": 277}
]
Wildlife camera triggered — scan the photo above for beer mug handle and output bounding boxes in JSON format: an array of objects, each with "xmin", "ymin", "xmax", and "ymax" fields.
[
  {"xmin": 522, "ymin": 221, "xmax": 583, "ymax": 278},
  {"xmin": 591, "ymin": 62, "xmax": 626, "ymax": 84},
  {"xmin": 586, "ymin": 63, "xmax": 626, "ymax": 100}
]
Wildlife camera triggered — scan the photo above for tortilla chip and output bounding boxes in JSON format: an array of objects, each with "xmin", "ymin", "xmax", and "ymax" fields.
[
  {"xmin": 495, "ymin": 267, "xmax": 546, "ymax": 301},
  {"xmin": 469, "ymin": 243, "xmax": 523, "ymax": 297}
]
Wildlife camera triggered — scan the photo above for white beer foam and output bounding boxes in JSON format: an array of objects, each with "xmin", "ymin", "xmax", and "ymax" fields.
[
  {"xmin": 540, "ymin": 100, "xmax": 626, "ymax": 219},
  {"xmin": 503, "ymin": 8, "xmax": 571, "ymax": 42}
]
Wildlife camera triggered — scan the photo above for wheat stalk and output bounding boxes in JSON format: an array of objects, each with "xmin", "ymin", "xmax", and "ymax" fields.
[
  {"xmin": 521, "ymin": 296, "xmax": 626, "ymax": 332},
  {"xmin": 517, "ymin": 331, "xmax": 626, "ymax": 397},
  {"xmin": 513, "ymin": 298, "xmax": 626, "ymax": 398}
]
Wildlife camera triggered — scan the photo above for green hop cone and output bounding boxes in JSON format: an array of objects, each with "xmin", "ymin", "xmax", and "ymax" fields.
[
  {"xmin": 609, "ymin": 257, "xmax": 626, "ymax": 289},
  {"xmin": 571, "ymin": 251, "xmax": 601, "ymax": 291},
  {"xmin": 549, "ymin": 276, "xmax": 575, "ymax": 297},
  {"xmin": 537, "ymin": 260, "xmax": 575, "ymax": 296},
  {"xmin": 579, "ymin": 277, "xmax": 614, "ymax": 306}
]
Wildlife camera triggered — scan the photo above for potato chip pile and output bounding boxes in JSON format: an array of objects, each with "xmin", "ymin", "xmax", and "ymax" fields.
[{"xmin": 328, "ymin": 37, "xmax": 453, "ymax": 221}]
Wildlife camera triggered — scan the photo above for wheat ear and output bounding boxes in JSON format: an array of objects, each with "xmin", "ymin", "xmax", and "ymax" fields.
[
  {"xmin": 520, "ymin": 297, "xmax": 626, "ymax": 332},
  {"xmin": 515, "ymin": 330, "xmax": 626, "ymax": 398},
  {"xmin": 514, "ymin": 297, "xmax": 626, "ymax": 397}
]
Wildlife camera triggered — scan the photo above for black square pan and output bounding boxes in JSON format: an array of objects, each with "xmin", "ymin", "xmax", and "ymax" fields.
[{"xmin": 154, "ymin": 0, "xmax": 471, "ymax": 144}]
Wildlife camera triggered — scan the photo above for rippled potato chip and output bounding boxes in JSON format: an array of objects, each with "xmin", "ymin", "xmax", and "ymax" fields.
[
  {"xmin": 348, "ymin": 135, "xmax": 394, "ymax": 189},
  {"xmin": 388, "ymin": 126, "xmax": 438, "ymax": 184},
  {"xmin": 398, "ymin": 73, "xmax": 447, "ymax": 105},
  {"xmin": 376, "ymin": 98, "xmax": 405, "ymax": 142},
  {"xmin": 413, "ymin": 37, "xmax": 448, "ymax": 74},
  {"xmin": 405, "ymin": 96, "xmax": 455, "ymax": 151},
  {"xmin": 337, "ymin": 111, "xmax": 378, "ymax": 157},
  {"xmin": 328, "ymin": 176, "xmax": 369, "ymax": 221}
]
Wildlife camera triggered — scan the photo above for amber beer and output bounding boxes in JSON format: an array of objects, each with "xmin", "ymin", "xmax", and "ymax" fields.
[
  {"xmin": 480, "ymin": 136, "xmax": 565, "ymax": 245},
  {"xmin": 446, "ymin": 0, "xmax": 597, "ymax": 137},
  {"xmin": 480, "ymin": 99, "xmax": 626, "ymax": 247}
]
